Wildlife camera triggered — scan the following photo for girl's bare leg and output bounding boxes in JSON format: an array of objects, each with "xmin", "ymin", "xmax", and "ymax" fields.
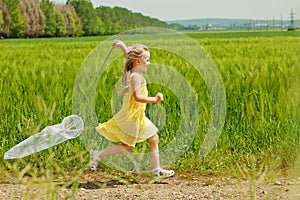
[
  {"xmin": 90, "ymin": 144, "xmax": 133, "ymax": 171},
  {"xmin": 148, "ymin": 134, "xmax": 175, "ymax": 177},
  {"xmin": 148, "ymin": 134, "xmax": 160, "ymax": 169},
  {"xmin": 98, "ymin": 144, "xmax": 134, "ymax": 159}
]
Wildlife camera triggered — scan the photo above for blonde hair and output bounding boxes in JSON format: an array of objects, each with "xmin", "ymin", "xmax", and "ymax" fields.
[{"xmin": 120, "ymin": 44, "xmax": 149, "ymax": 95}]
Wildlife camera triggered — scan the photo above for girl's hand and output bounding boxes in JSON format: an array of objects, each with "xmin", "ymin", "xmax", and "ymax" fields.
[
  {"xmin": 155, "ymin": 93, "xmax": 164, "ymax": 102},
  {"xmin": 113, "ymin": 40, "xmax": 128, "ymax": 56},
  {"xmin": 112, "ymin": 40, "xmax": 124, "ymax": 48}
]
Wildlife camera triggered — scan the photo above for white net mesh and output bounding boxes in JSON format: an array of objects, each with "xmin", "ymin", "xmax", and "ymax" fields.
[{"xmin": 4, "ymin": 115, "xmax": 84, "ymax": 159}]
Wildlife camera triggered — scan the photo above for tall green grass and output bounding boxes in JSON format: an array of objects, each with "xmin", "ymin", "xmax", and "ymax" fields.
[{"xmin": 0, "ymin": 31, "xmax": 299, "ymax": 180}]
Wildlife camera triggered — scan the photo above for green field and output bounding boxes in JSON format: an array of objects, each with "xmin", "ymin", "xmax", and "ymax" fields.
[{"xmin": 0, "ymin": 30, "xmax": 299, "ymax": 184}]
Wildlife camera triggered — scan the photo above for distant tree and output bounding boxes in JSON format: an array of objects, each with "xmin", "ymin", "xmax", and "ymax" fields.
[
  {"xmin": 3, "ymin": 0, "xmax": 25, "ymax": 37},
  {"xmin": 1, "ymin": 0, "xmax": 170, "ymax": 38},
  {"xmin": 96, "ymin": 6, "xmax": 169, "ymax": 35},
  {"xmin": 96, "ymin": 6, "xmax": 131, "ymax": 34},
  {"xmin": 19, "ymin": 0, "xmax": 45, "ymax": 37},
  {"xmin": 37, "ymin": 6, "xmax": 46, "ymax": 35},
  {"xmin": 54, "ymin": 9, "xmax": 66, "ymax": 37},
  {"xmin": 55, "ymin": 4, "xmax": 82, "ymax": 36},
  {"xmin": 0, "ymin": 10, "xmax": 2, "ymax": 27},
  {"xmin": 113, "ymin": 7, "xmax": 132, "ymax": 32},
  {"xmin": 67, "ymin": 0, "xmax": 104, "ymax": 36},
  {"xmin": 95, "ymin": 6, "xmax": 113, "ymax": 34},
  {"xmin": 169, "ymin": 23, "xmax": 184, "ymax": 30},
  {"xmin": 40, "ymin": 0, "xmax": 56, "ymax": 37},
  {"xmin": 0, "ymin": 0, "xmax": 11, "ymax": 37}
]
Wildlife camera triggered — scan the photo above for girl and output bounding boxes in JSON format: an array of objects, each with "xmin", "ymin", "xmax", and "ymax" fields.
[{"xmin": 90, "ymin": 40, "xmax": 174, "ymax": 178}]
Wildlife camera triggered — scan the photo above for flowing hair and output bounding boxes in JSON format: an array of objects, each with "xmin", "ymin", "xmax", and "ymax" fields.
[{"xmin": 120, "ymin": 44, "xmax": 149, "ymax": 95}]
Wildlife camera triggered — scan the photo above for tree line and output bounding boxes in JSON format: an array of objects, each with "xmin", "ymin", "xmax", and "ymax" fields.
[{"xmin": 0, "ymin": 0, "xmax": 175, "ymax": 38}]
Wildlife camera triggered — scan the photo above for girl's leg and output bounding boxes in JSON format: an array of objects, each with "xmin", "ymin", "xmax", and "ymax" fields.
[
  {"xmin": 148, "ymin": 134, "xmax": 175, "ymax": 178},
  {"xmin": 90, "ymin": 144, "xmax": 134, "ymax": 171},
  {"xmin": 148, "ymin": 134, "xmax": 160, "ymax": 169},
  {"xmin": 98, "ymin": 144, "xmax": 134, "ymax": 158}
]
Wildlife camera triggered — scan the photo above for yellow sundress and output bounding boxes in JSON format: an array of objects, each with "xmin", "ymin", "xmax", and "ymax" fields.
[{"xmin": 95, "ymin": 72, "xmax": 158, "ymax": 147}]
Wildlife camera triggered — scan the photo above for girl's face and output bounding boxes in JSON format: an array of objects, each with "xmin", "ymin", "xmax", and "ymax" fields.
[{"xmin": 133, "ymin": 51, "xmax": 150, "ymax": 73}]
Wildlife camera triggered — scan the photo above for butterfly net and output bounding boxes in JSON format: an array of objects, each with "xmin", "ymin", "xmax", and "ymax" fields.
[{"xmin": 4, "ymin": 115, "xmax": 84, "ymax": 159}]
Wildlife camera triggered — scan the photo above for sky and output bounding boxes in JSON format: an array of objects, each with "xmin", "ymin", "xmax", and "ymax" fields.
[{"xmin": 54, "ymin": 0, "xmax": 300, "ymax": 21}]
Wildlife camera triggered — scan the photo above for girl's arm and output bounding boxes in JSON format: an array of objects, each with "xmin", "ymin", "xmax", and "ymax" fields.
[
  {"xmin": 112, "ymin": 40, "xmax": 131, "ymax": 56},
  {"xmin": 133, "ymin": 89, "xmax": 163, "ymax": 103},
  {"xmin": 131, "ymin": 74, "xmax": 163, "ymax": 103}
]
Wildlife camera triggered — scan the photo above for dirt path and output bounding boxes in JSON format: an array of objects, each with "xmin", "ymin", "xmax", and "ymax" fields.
[{"xmin": 0, "ymin": 172, "xmax": 299, "ymax": 200}]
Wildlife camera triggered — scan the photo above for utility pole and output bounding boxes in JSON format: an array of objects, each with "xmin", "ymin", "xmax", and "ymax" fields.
[{"xmin": 288, "ymin": 8, "xmax": 296, "ymax": 30}]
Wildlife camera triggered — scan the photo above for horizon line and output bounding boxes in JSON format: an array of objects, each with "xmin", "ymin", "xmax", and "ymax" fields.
[{"xmin": 164, "ymin": 17, "xmax": 296, "ymax": 22}]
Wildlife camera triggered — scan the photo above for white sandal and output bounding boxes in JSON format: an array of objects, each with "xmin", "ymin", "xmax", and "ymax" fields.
[
  {"xmin": 152, "ymin": 168, "xmax": 175, "ymax": 178},
  {"xmin": 89, "ymin": 150, "xmax": 100, "ymax": 171}
]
